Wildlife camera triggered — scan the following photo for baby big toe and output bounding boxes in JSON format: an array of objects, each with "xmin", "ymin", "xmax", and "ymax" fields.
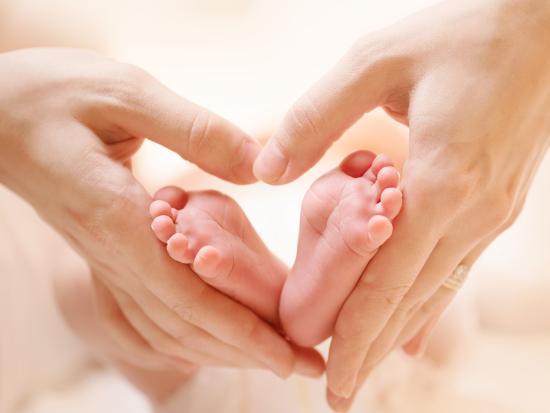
[
  {"xmin": 193, "ymin": 245, "xmax": 234, "ymax": 287},
  {"xmin": 166, "ymin": 233, "xmax": 193, "ymax": 264},
  {"xmin": 340, "ymin": 150, "xmax": 376, "ymax": 177},
  {"xmin": 377, "ymin": 187, "xmax": 403, "ymax": 219},
  {"xmin": 367, "ymin": 215, "xmax": 393, "ymax": 248},
  {"xmin": 153, "ymin": 186, "xmax": 188, "ymax": 209},
  {"xmin": 151, "ymin": 215, "xmax": 176, "ymax": 243}
]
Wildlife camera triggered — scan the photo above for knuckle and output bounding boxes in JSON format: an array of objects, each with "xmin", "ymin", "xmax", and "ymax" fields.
[
  {"xmin": 169, "ymin": 300, "xmax": 197, "ymax": 324},
  {"xmin": 501, "ymin": 203, "xmax": 523, "ymax": 231},
  {"xmin": 346, "ymin": 30, "xmax": 410, "ymax": 83},
  {"xmin": 119, "ymin": 63, "xmax": 152, "ymax": 85},
  {"xmin": 229, "ymin": 136, "xmax": 251, "ymax": 179},
  {"xmin": 173, "ymin": 333, "xmax": 191, "ymax": 348},
  {"xmin": 241, "ymin": 316, "xmax": 264, "ymax": 342},
  {"xmin": 333, "ymin": 316, "xmax": 370, "ymax": 342},
  {"xmin": 163, "ymin": 282, "xmax": 209, "ymax": 325},
  {"xmin": 187, "ymin": 109, "xmax": 215, "ymax": 159},
  {"xmin": 99, "ymin": 63, "xmax": 152, "ymax": 113},
  {"xmin": 480, "ymin": 192, "xmax": 513, "ymax": 230},
  {"xmin": 285, "ymin": 94, "xmax": 323, "ymax": 144},
  {"xmin": 406, "ymin": 172, "xmax": 441, "ymax": 202},
  {"xmin": 83, "ymin": 183, "xmax": 144, "ymax": 251},
  {"xmin": 360, "ymin": 278, "xmax": 410, "ymax": 307},
  {"xmin": 392, "ymin": 302, "xmax": 420, "ymax": 324},
  {"xmin": 419, "ymin": 298, "xmax": 439, "ymax": 317},
  {"xmin": 347, "ymin": 32, "xmax": 386, "ymax": 71},
  {"xmin": 150, "ymin": 338, "xmax": 175, "ymax": 357},
  {"xmin": 406, "ymin": 169, "xmax": 475, "ymax": 219}
]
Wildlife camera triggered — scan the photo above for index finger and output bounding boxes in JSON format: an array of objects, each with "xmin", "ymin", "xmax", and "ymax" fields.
[{"xmin": 253, "ymin": 34, "xmax": 410, "ymax": 185}]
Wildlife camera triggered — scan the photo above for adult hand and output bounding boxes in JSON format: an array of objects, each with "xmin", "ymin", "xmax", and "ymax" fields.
[
  {"xmin": 0, "ymin": 48, "xmax": 323, "ymax": 377},
  {"xmin": 253, "ymin": 0, "xmax": 550, "ymax": 408}
]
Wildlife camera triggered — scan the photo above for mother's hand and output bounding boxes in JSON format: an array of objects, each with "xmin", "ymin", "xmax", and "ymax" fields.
[
  {"xmin": 0, "ymin": 48, "xmax": 322, "ymax": 377},
  {"xmin": 254, "ymin": 0, "xmax": 550, "ymax": 408}
]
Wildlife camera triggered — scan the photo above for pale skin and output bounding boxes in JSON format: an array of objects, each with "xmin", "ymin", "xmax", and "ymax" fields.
[
  {"xmin": 0, "ymin": 48, "xmax": 324, "ymax": 380},
  {"xmin": 253, "ymin": 0, "xmax": 550, "ymax": 410},
  {"xmin": 2, "ymin": 0, "xmax": 550, "ymax": 410},
  {"xmin": 149, "ymin": 150, "xmax": 402, "ymax": 346},
  {"xmin": 51, "ymin": 148, "xmax": 402, "ymax": 405}
]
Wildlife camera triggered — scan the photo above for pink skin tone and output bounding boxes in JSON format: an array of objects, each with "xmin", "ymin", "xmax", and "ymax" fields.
[
  {"xmin": 150, "ymin": 188, "xmax": 287, "ymax": 325},
  {"xmin": 150, "ymin": 151, "xmax": 402, "ymax": 344},
  {"xmin": 280, "ymin": 150, "xmax": 402, "ymax": 346}
]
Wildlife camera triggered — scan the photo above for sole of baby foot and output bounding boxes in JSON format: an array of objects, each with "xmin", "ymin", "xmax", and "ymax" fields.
[
  {"xmin": 149, "ymin": 188, "xmax": 287, "ymax": 326},
  {"xmin": 280, "ymin": 151, "xmax": 402, "ymax": 347}
]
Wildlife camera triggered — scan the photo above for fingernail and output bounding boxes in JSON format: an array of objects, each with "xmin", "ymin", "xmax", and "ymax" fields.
[
  {"xmin": 334, "ymin": 376, "xmax": 356, "ymax": 399},
  {"xmin": 273, "ymin": 365, "xmax": 292, "ymax": 379},
  {"xmin": 330, "ymin": 395, "xmax": 352, "ymax": 412},
  {"xmin": 416, "ymin": 336, "xmax": 430, "ymax": 358},
  {"xmin": 267, "ymin": 353, "xmax": 293, "ymax": 379},
  {"xmin": 295, "ymin": 358, "xmax": 324, "ymax": 379},
  {"xmin": 253, "ymin": 141, "xmax": 288, "ymax": 184},
  {"xmin": 234, "ymin": 140, "xmax": 262, "ymax": 184}
]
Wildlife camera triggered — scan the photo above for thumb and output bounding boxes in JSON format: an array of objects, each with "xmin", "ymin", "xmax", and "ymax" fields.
[
  {"xmin": 253, "ymin": 38, "xmax": 404, "ymax": 185},
  {"xmin": 107, "ymin": 69, "xmax": 261, "ymax": 184}
]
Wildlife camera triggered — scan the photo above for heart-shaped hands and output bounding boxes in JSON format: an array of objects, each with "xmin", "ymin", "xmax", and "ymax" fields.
[{"xmin": 150, "ymin": 150, "xmax": 402, "ymax": 346}]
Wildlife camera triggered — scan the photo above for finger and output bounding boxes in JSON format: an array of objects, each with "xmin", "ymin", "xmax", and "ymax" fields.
[
  {"xmin": 399, "ymin": 235, "xmax": 496, "ymax": 354},
  {"xmin": 326, "ymin": 197, "xmax": 440, "ymax": 398},
  {"xmin": 125, "ymin": 280, "xmax": 268, "ymax": 369},
  {"xmin": 137, "ymin": 276, "xmax": 325, "ymax": 377},
  {"xmin": 349, "ymin": 235, "xmax": 474, "ymax": 382},
  {"xmin": 150, "ymin": 274, "xmax": 299, "ymax": 377},
  {"xmin": 291, "ymin": 345, "xmax": 326, "ymax": 378},
  {"xmin": 151, "ymin": 215, "xmax": 176, "ymax": 243},
  {"xmin": 254, "ymin": 35, "xmax": 409, "ymax": 184},
  {"xmin": 327, "ymin": 387, "xmax": 358, "ymax": 413},
  {"xmin": 107, "ymin": 281, "xmax": 257, "ymax": 368},
  {"xmin": 107, "ymin": 71, "xmax": 261, "ymax": 184},
  {"xmin": 402, "ymin": 309, "xmax": 444, "ymax": 356},
  {"xmin": 380, "ymin": 163, "xmax": 537, "ymax": 361},
  {"xmin": 92, "ymin": 277, "xmax": 191, "ymax": 370},
  {"xmin": 116, "ymin": 188, "xmax": 301, "ymax": 378}
]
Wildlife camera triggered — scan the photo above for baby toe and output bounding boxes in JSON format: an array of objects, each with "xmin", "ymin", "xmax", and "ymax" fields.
[
  {"xmin": 340, "ymin": 150, "xmax": 377, "ymax": 178},
  {"xmin": 363, "ymin": 154, "xmax": 395, "ymax": 183},
  {"xmin": 367, "ymin": 215, "xmax": 393, "ymax": 248},
  {"xmin": 377, "ymin": 187, "xmax": 403, "ymax": 219},
  {"xmin": 371, "ymin": 154, "xmax": 394, "ymax": 175},
  {"xmin": 166, "ymin": 233, "xmax": 193, "ymax": 264},
  {"xmin": 375, "ymin": 166, "xmax": 400, "ymax": 191},
  {"xmin": 151, "ymin": 215, "xmax": 176, "ymax": 243},
  {"xmin": 149, "ymin": 200, "xmax": 173, "ymax": 219},
  {"xmin": 154, "ymin": 186, "xmax": 188, "ymax": 209},
  {"xmin": 192, "ymin": 246, "xmax": 223, "ymax": 279}
]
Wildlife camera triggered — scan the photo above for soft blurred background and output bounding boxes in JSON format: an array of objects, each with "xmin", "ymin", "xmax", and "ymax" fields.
[{"xmin": 0, "ymin": 1, "xmax": 549, "ymax": 412}]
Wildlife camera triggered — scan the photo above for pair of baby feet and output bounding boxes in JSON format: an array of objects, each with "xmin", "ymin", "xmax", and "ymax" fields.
[{"xmin": 150, "ymin": 150, "xmax": 402, "ymax": 347}]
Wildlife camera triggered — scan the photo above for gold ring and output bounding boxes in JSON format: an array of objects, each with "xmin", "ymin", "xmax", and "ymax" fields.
[{"xmin": 442, "ymin": 264, "xmax": 469, "ymax": 292}]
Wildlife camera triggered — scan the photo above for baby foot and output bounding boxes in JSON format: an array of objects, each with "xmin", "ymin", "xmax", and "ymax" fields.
[
  {"xmin": 149, "ymin": 186, "xmax": 287, "ymax": 325},
  {"xmin": 279, "ymin": 150, "xmax": 403, "ymax": 346}
]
